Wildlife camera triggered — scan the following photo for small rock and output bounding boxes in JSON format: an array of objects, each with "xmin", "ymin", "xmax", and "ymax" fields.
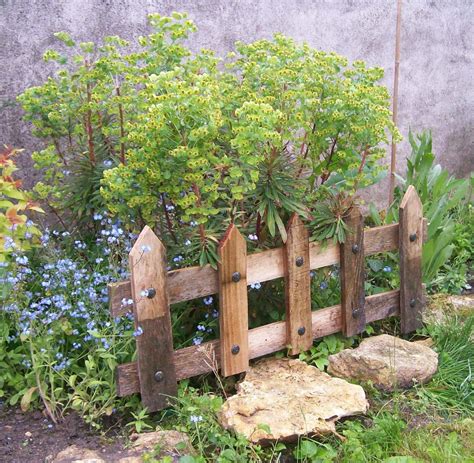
[
  {"xmin": 53, "ymin": 430, "xmax": 193, "ymax": 463},
  {"xmin": 423, "ymin": 293, "xmax": 474, "ymax": 325},
  {"xmin": 24, "ymin": 431, "xmax": 32, "ymax": 437},
  {"xmin": 53, "ymin": 445, "xmax": 105, "ymax": 462},
  {"xmin": 130, "ymin": 429, "xmax": 194, "ymax": 456},
  {"xmin": 219, "ymin": 358, "xmax": 368, "ymax": 443},
  {"xmin": 328, "ymin": 334, "xmax": 438, "ymax": 390}
]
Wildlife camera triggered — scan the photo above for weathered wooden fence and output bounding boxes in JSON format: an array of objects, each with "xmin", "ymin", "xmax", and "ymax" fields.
[{"xmin": 108, "ymin": 186, "xmax": 426, "ymax": 411}]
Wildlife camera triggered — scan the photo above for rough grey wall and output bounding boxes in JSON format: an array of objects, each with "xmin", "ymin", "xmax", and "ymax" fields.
[{"xmin": 1, "ymin": 0, "xmax": 473, "ymax": 200}]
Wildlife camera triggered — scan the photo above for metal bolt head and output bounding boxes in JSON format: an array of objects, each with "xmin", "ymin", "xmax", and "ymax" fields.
[
  {"xmin": 146, "ymin": 288, "xmax": 156, "ymax": 299},
  {"xmin": 231, "ymin": 345, "xmax": 240, "ymax": 355},
  {"xmin": 295, "ymin": 256, "xmax": 304, "ymax": 267},
  {"xmin": 352, "ymin": 244, "xmax": 359, "ymax": 254},
  {"xmin": 352, "ymin": 308, "xmax": 361, "ymax": 319},
  {"xmin": 154, "ymin": 371, "xmax": 164, "ymax": 382},
  {"xmin": 409, "ymin": 233, "xmax": 417, "ymax": 242},
  {"xmin": 410, "ymin": 298, "xmax": 416, "ymax": 308},
  {"xmin": 232, "ymin": 272, "xmax": 241, "ymax": 283},
  {"xmin": 297, "ymin": 326, "xmax": 306, "ymax": 336}
]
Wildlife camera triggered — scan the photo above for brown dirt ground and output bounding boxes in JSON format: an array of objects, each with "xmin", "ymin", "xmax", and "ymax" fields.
[{"xmin": 0, "ymin": 405, "xmax": 125, "ymax": 463}]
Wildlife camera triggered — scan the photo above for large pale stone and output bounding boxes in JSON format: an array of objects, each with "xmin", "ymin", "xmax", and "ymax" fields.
[
  {"xmin": 218, "ymin": 358, "xmax": 368, "ymax": 443},
  {"xmin": 328, "ymin": 334, "xmax": 438, "ymax": 390}
]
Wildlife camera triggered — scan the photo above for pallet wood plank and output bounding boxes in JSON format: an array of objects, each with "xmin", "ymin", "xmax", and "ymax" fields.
[
  {"xmin": 284, "ymin": 214, "xmax": 312, "ymax": 354},
  {"xmin": 116, "ymin": 289, "xmax": 400, "ymax": 396},
  {"xmin": 218, "ymin": 224, "xmax": 249, "ymax": 376},
  {"xmin": 129, "ymin": 226, "xmax": 177, "ymax": 411},
  {"xmin": 399, "ymin": 186, "xmax": 424, "ymax": 333},
  {"xmin": 340, "ymin": 207, "xmax": 366, "ymax": 336},
  {"xmin": 109, "ymin": 221, "xmax": 427, "ymax": 318}
]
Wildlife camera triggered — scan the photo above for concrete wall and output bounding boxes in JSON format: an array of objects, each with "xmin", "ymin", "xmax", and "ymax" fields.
[{"xmin": 1, "ymin": 0, "xmax": 473, "ymax": 198}]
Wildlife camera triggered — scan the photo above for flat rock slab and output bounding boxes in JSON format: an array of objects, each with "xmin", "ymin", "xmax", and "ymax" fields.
[
  {"xmin": 328, "ymin": 334, "xmax": 438, "ymax": 390},
  {"xmin": 218, "ymin": 358, "xmax": 368, "ymax": 443}
]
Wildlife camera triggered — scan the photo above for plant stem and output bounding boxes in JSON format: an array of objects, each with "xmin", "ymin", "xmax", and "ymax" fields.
[
  {"xmin": 115, "ymin": 84, "xmax": 126, "ymax": 164},
  {"xmin": 84, "ymin": 59, "xmax": 95, "ymax": 165},
  {"xmin": 161, "ymin": 193, "xmax": 178, "ymax": 244},
  {"xmin": 192, "ymin": 184, "xmax": 206, "ymax": 244}
]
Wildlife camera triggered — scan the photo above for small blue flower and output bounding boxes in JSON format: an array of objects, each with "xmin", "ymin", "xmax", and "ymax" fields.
[
  {"xmin": 197, "ymin": 324, "xmax": 206, "ymax": 332},
  {"xmin": 190, "ymin": 415, "xmax": 203, "ymax": 423},
  {"xmin": 320, "ymin": 281, "xmax": 328, "ymax": 290},
  {"xmin": 193, "ymin": 337, "xmax": 203, "ymax": 345},
  {"xmin": 383, "ymin": 266, "xmax": 392, "ymax": 273},
  {"xmin": 133, "ymin": 326, "xmax": 143, "ymax": 337},
  {"xmin": 250, "ymin": 282, "xmax": 261, "ymax": 290},
  {"xmin": 203, "ymin": 296, "xmax": 213, "ymax": 306}
]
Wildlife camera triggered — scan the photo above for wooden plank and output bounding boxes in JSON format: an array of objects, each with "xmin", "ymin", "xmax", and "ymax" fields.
[
  {"xmin": 399, "ymin": 185, "xmax": 424, "ymax": 333},
  {"xmin": 218, "ymin": 224, "xmax": 249, "ymax": 376},
  {"xmin": 116, "ymin": 289, "xmax": 400, "ymax": 396},
  {"xmin": 284, "ymin": 214, "xmax": 312, "ymax": 354},
  {"xmin": 109, "ymin": 221, "xmax": 427, "ymax": 318},
  {"xmin": 340, "ymin": 207, "xmax": 366, "ymax": 336},
  {"xmin": 128, "ymin": 226, "xmax": 177, "ymax": 411}
]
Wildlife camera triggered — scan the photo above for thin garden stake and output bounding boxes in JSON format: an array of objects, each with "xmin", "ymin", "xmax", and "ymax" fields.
[{"xmin": 389, "ymin": 0, "xmax": 403, "ymax": 207}]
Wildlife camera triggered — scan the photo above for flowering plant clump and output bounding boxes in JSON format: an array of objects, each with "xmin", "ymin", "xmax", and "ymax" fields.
[
  {"xmin": 0, "ymin": 213, "xmax": 223, "ymax": 425},
  {"xmin": 19, "ymin": 12, "xmax": 399, "ymax": 267}
]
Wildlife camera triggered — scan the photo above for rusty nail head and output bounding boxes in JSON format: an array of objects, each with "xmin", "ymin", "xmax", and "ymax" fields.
[
  {"xmin": 297, "ymin": 326, "xmax": 306, "ymax": 336},
  {"xmin": 295, "ymin": 256, "xmax": 304, "ymax": 267},
  {"xmin": 154, "ymin": 371, "xmax": 164, "ymax": 382},
  {"xmin": 231, "ymin": 345, "xmax": 240, "ymax": 355},
  {"xmin": 409, "ymin": 233, "xmax": 417, "ymax": 242},
  {"xmin": 232, "ymin": 272, "xmax": 241, "ymax": 283},
  {"xmin": 352, "ymin": 244, "xmax": 359, "ymax": 254},
  {"xmin": 410, "ymin": 298, "xmax": 416, "ymax": 308},
  {"xmin": 147, "ymin": 288, "xmax": 156, "ymax": 299},
  {"xmin": 352, "ymin": 308, "xmax": 361, "ymax": 318}
]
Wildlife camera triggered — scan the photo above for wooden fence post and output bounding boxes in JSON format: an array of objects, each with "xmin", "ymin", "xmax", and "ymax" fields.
[
  {"xmin": 218, "ymin": 224, "xmax": 249, "ymax": 376},
  {"xmin": 129, "ymin": 226, "xmax": 177, "ymax": 411},
  {"xmin": 399, "ymin": 185, "xmax": 424, "ymax": 333},
  {"xmin": 284, "ymin": 214, "xmax": 312, "ymax": 354},
  {"xmin": 340, "ymin": 206, "xmax": 366, "ymax": 336}
]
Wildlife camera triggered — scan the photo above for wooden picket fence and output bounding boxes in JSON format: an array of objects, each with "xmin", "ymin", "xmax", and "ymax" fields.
[{"xmin": 108, "ymin": 186, "xmax": 426, "ymax": 411}]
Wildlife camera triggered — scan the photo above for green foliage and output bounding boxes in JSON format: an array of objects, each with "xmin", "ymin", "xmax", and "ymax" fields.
[
  {"xmin": 418, "ymin": 314, "xmax": 474, "ymax": 415},
  {"xmin": 164, "ymin": 383, "xmax": 278, "ymax": 462},
  {"xmin": 299, "ymin": 334, "xmax": 353, "ymax": 371},
  {"xmin": 19, "ymin": 12, "xmax": 398, "ymax": 263},
  {"xmin": 388, "ymin": 131, "xmax": 471, "ymax": 289}
]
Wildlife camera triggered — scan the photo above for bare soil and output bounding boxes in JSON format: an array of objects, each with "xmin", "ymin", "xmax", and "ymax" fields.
[{"xmin": 0, "ymin": 405, "xmax": 124, "ymax": 463}]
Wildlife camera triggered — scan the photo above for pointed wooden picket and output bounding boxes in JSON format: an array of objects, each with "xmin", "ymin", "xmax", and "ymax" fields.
[
  {"xmin": 399, "ymin": 186, "xmax": 424, "ymax": 333},
  {"xmin": 129, "ymin": 226, "xmax": 177, "ymax": 411},
  {"xmin": 284, "ymin": 213, "xmax": 312, "ymax": 354},
  {"xmin": 340, "ymin": 206, "xmax": 366, "ymax": 336},
  {"xmin": 218, "ymin": 224, "xmax": 249, "ymax": 376}
]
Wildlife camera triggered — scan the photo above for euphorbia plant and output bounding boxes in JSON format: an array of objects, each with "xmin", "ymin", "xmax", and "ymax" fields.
[{"xmin": 19, "ymin": 12, "xmax": 400, "ymax": 266}]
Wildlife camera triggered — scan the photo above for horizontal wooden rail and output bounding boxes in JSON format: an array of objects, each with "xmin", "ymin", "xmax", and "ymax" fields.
[
  {"xmin": 115, "ymin": 289, "xmax": 400, "ymax": 397},
  {"xmin": 110, "ymin": 221, "xmax": 426, "ymax": 318}
]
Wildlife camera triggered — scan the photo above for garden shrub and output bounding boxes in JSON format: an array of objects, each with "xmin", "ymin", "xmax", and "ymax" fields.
[{"xmin": 19, "ymin": 12, "xmax": 399, "ymax": 267}]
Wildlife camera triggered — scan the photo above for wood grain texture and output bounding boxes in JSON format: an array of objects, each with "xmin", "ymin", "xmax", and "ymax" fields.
[
  {"xmin": 284, "ymin": 214, "xmax": 312, "ymax": 354},
  {"xmin": 340, "ymin": 207, "xmax": 366, "ymax": 337},
  {"xmin": 128, "ymin": 226, "xmax": 177, "ymax": 411},
  {"xmin": 399, "ymin": 186, "xmax": 424, "ymax": 333},
  {"xmin": 109, "ymin": 221, "xmax": 428, "ymax": 318},
  {"xmin": 218, "ymin": 224, "xmax": 249, "ymax": 376},
  {"xmin": 116, "ymin": 289, "xmax": 400, "ymax": 397}
]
